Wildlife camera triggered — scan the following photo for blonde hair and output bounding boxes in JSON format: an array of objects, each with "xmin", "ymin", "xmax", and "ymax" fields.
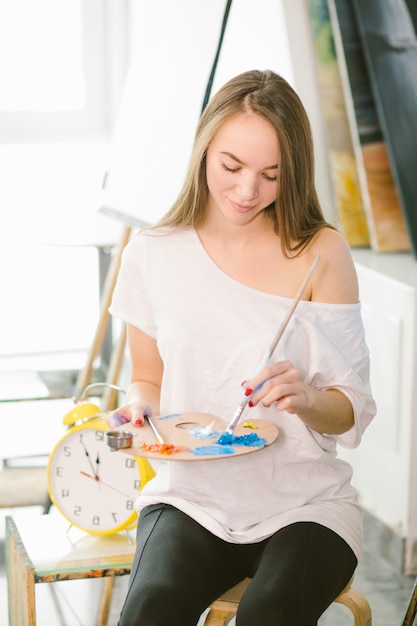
[{"xmin": 157, "ymin": 69, "xmax": 333, "ymax": 256}]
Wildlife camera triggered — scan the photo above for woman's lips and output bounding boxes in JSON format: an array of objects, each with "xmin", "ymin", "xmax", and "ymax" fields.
[{"xmin": 230, "ymin": 200, "xmax": 257, "ymax": 213}]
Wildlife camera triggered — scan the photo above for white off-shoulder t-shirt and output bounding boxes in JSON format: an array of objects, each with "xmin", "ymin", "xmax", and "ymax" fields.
[{"xmin": 109, "ymin": 227, "xmax": 376, "ymax": 560}]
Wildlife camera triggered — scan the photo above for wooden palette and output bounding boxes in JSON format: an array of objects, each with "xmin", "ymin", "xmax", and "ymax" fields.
[{"xmin": 114, "ymin": 412, "xmax": 279, "ymax": 461}]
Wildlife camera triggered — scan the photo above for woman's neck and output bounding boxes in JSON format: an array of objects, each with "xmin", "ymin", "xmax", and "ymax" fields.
[{"xmin": 198, "ymin": 209, "xmax": 276, "ymax": 251}]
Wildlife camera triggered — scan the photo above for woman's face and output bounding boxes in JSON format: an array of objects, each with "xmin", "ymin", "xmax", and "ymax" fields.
[{"xmin": 205, "ymin": 112, "xmax": 280, "ymax": 227}]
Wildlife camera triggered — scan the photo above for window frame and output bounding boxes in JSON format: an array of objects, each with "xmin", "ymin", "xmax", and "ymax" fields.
[{"xmin": 0, "ymin": 0, "xmax": 130, "ymax": 143}]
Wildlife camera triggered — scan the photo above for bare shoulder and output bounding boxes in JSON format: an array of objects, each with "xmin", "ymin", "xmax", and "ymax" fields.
[{"xmin": 307, "ymin": 227, "xmax": 359, "ymax": 304}]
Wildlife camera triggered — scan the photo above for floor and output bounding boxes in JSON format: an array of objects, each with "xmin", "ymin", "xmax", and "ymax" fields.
[{"xmin": 0, "ymin": 503, "xmax": 416, "ymax": 625}]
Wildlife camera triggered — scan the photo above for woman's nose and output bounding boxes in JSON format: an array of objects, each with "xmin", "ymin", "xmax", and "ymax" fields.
[{"xmin": 237, "ymin": 173, "xmax": 258, "ymax": 201}]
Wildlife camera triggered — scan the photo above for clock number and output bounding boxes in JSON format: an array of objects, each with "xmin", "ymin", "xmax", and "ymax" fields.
[
  {"xmin": 126, "ymin": 500, "xmax": 134, "ymax": 511},
  {"xmin": 61, "ymin": 488, "xmax": 70, "ymax": 498},
  {"xmin": 125, "ymin": 458, "xmax": 136, "ymax": 469},
  {"xmin": 56, "ymin": 466, "xmax": 64, "ymax": 477},
  {"xmin": 134, "ymin": 479, "xmax": 140, "ymax": 491},
  {"xmin": 74, "ymin": 505, "xmax": 81, "ymax": 517},
  {"xmin": 92, "ymin": 515, "xmax": 100, "ymax": 526},
  {"xmin": 63, "ymin": 445, "xmax": 71, "ymax": 457},
  {"xmin": 95, "ymin": 430, "xmax": 104, "ymax": 441}
]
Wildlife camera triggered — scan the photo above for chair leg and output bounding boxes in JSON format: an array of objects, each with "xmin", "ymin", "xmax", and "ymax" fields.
[
  {"xmin": 335, "ymin": 586, "xmax": 372, "ymax": 626},
  {"xmin": 204, "ymin": 608, "xmax": 236, "ymax": 626},
  {"xmin": 204, "ymin": 580, "xmax": 371, "ymax": 626},
  {"xmin": 97, "ymin": 575, "xmax": 115, "ymax": 626},
  {"xmin": 401, "ymin": 577, "xmax": 417, "ymax": 626}
]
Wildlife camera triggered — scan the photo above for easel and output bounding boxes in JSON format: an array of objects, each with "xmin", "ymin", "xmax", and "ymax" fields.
[
  {"xmin": 74, "ymin": 207, "xmax": 149, "ymax": 409},
  {"xmin": 73, "ymin": 223, "xmax": 132, "ymax": 410}
]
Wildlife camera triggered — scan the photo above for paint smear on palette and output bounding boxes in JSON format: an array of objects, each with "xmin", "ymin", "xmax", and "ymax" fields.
[
  {"xmin": 215, "ymin": 432, "xmax": 267, "ymax": 448},
  {"xmin": 190, "ymin": 444, "xmax": 236, "ymax": 457},
  {"xmin": 141, "ymin": 442, "xmax": 189, "ymax": 455},
  {"xmin": 158, "ymin": 413, "xmax": 181, "ymax": 420},
  {"xmin": 189, "ymin": 422, "xmax": 220, "ymax": 440}
]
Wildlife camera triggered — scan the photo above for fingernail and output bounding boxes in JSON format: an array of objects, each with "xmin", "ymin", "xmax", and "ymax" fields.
[
  {"xmin": 133, "ymin": 418, "xmax": 143, "ymax": 426},
  {"xmin": 248, "ymin": 400, "xmax": 254, "ymax": 408},
  {"xmin": 245, "ymin": 387, "xmax": 253, "ymax": 396}
]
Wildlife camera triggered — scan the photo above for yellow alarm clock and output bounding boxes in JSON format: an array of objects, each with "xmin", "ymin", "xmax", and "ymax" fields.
[{"xmin": 47, "ymin": 396, "xmax": 155, "ymax": 535}]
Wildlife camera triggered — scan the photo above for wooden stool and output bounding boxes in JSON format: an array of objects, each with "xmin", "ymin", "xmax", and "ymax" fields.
[{"xmin": 205, "ymin": 576, "xmax": 372, "ymax": 625}]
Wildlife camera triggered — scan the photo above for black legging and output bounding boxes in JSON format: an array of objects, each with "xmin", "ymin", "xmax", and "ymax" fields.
[{"xmin": 118, "ymin": 504, "xmax": 357, "ymax": 626}]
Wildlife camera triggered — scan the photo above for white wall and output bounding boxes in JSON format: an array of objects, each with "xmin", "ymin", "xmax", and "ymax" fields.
[{"xmin": 339, "ymin": 251, "xmax": 417, "ymax": 573}]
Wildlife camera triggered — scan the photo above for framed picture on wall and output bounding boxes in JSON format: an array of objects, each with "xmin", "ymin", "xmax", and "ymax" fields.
[
  {"xmin": 351, "ymin": 0, "xmax": 417, "ymax": 257},
  {"xmin": 308, "ymin": 0, "xmax": 371, "ymax": 248},
  {"xmin": 309, "ymin": 0, "xmax": 411, "ymax": 253}
]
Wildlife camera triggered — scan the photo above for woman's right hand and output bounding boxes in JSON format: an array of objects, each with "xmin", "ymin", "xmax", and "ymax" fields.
[{"xmin": 106, "ymin": 401, "xmax": 152, "ymax": 430}]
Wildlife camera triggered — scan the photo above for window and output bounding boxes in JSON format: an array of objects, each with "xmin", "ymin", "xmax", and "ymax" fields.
[
  {"xmin": 0, "ymin": 0, "xmax": 128, "ymax": 142},
  {"xmin": 0, "ymin": 1, "xmax": 130, "ymax": 366}
]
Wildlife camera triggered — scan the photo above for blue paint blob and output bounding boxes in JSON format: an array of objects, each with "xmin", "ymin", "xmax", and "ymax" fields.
[
  {"xmin": 158, "ymin": 413, "xmax": 181, "ymax": 420},
  {"xmin": 190, "ymin": 445, "xmax": 236, "ymax": 456},
  {"xmin": 189, "ymin": 426, "xmax": 220, "ymax": 440},
  {"xmin": 216, "ymin": 432, "xmax": 267, "ymax": 448}
]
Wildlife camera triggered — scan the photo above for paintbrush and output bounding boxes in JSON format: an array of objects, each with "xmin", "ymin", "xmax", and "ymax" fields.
[
  {"xmin": 132, "ymin": 404, "xmax": 166, "ymax": 445},
  {"xmin": 145, "ymin": 413, "xmax": 166, "ymax": 445},
  {"xmin": 225, "ymin": 255, "xmax": 320, "ymax": 434}
]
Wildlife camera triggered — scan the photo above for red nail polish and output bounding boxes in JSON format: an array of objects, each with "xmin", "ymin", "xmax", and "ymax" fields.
[
  {"xmin": 245, "ymin": 387, "xmax": 253, "ymax": 396},
  {"xmin": 248, "ymin": 400, "xmax": 254, "ymax": 408}
]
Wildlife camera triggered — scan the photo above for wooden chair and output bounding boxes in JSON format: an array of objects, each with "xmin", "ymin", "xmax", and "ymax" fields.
[
  {"xmin": 402, "ymin": 575, "xmax": 417, "ymax": 626},
  {"xmin": 204, "ymin": 576, "xmax": 372, "ymax": 625}
]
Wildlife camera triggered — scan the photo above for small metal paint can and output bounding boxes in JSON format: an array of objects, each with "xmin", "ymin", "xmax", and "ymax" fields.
[{"xmin": 106, "ymin": 430, "xmax": 134, "ymax": 450}]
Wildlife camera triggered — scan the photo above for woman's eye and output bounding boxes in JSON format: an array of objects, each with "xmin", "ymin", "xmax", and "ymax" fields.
[
  {"xmin": 221, "ymin": 162, "xmax": 239, "ymax": 173},
  {"xmin": 263, "ymin": 172, "xmax": 277, "ymax": 182},
  {"xmin": 221, "ymin": 162, "xmax": 277, "ymax": 182}
]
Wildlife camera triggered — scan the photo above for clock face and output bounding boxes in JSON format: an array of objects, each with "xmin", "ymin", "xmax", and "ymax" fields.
[{"xmin": 47, "ymin": 421, "xmax": 140, "ymax": 534}]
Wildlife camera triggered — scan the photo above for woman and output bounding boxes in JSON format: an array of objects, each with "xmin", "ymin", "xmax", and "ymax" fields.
[{"xmin": 108, "ymin": 69, "xmax": 376, "ymax": 625}]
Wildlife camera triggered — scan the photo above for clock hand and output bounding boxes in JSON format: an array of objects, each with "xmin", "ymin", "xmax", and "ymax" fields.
[
  {"xmin": 80, "ymin": 471, "xmax": 135, "ymax": 499},
  {"xmin": 95, "ymin": 453, "xmax": 100, "ymax": 479},
  {"xmin": 80, "ymin": 438, "xmax": 98, "ymax": 479}
]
